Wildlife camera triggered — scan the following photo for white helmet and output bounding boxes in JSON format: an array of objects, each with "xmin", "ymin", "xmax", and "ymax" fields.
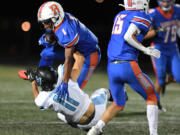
[
  {"xmin": 37, "ymin": 1, "xmax": 65, "ymax": 27},
  {"xmin": 120, "ymin": 0, "xmax": 149, "ymax": 13}
]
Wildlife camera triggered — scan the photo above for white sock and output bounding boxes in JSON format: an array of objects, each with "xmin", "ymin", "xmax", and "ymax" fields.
[
  {"xmin": 95, "ymin": 120, "xmax": 105, "ymax": 131},
  {"xmin": 147, "ymin": 105, "xmax": 158, "ymax": 135}
]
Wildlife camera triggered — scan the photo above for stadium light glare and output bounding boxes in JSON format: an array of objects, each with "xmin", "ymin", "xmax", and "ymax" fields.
[
  {"xmin": 95, "ymin": 0, "xmax": 104, "ymax": 3},
  {"xmin": 21, "ymin": 21, "xmax": 31, "ymax": 32}
]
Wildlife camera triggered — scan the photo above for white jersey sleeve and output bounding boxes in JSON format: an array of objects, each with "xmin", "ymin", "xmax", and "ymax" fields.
[{"xmin": 35, "ymin": 91, "xmax": 52, "ymax": 110}]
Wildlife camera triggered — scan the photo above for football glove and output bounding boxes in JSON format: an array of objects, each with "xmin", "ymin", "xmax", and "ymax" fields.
[
  {"xmin": 143, "ymin": 47, "xmax": 161, "ymax": 59},
  {"xmin": 44, "ymin": 31, "xmax": 57, "ymax": 45},
  {"xmin": 56, "ymin": 82, "xmax": 69, "ymax": 100},
  {"xmin": 25, "ymin": 68, "xmax": 37, "ymax": 82},
  {"xmin": 155, "ymin": 27, "xmax": 165, "ymax": 33}
]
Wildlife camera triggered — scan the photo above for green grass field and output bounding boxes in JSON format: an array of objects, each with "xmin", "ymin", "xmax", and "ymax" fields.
[{"xmin": 0, "ymin": 64, "xmax": 180, "ymax": 135}]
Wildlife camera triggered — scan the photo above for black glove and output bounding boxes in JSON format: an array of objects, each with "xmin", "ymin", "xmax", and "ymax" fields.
[
  {"xmin": 44, "ymin": 31, "xmax": 58, "ymax": 45},
  {"xmin": 25, "ymin": 68, "xmax": 37, "ymax": 82}
]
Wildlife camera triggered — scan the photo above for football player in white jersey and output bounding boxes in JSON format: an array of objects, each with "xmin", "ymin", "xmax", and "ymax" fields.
[{"xmin": 26, "ymin": 64, "xmax": 110, "ymax": 131}]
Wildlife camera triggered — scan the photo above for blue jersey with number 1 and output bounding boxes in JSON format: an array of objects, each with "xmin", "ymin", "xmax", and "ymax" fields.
[
  {"xmin": 107, "ymin": 10, "xmax": 151, "ymax": 62},
  {"xmin": 54, "ymin": 13, "xmax": 100, "ymax": 57}
]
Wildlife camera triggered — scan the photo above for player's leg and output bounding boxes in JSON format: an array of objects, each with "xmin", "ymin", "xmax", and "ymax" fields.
[
  {"xmin": 87, "ymin": 63, "xmax": 126, "ymax": 135},
  {"xmin": 171, "ymin": 51, "xmax": 180, "ymax": 84},
  {"xmin": 128, "ymin": 61, "xmax": 159, "ymax": 135},
  {"xmin": 77, "ymin": 51, "xmax": 101, "ymax": 89},
  {"xmin": 89, "ymin": 88, "xmax": 110, "ymax": 125},
  {"xmin": 151, "ymin": 53, "xmax": 167, "ymax": 111}
]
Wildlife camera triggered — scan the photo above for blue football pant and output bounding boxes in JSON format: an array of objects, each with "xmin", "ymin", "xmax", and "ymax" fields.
[
  {"xmin": 108, "ymin": 61, "xmax": 159, "ymax": 108},
  {"xmin": 151, "ymin": 47, "xmax": 180, "ymax": 85}
]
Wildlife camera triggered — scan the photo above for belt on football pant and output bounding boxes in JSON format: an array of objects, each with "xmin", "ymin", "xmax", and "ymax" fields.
[
  {"xmin": 79, "ymin": 110, "xmax": 95, "ymax": 125},
  {"xmin": 110, "ymin": 60, "xmax": 130, "ymax": 64},
  {"xmin": 67, "ymin": 110, "xmax": 95, "ymax": 128}
]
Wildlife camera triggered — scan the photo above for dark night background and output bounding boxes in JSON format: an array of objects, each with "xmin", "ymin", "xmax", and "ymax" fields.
[{"xmin": 0, "ymin": 0, "xmax": 180, "ymax": 71}]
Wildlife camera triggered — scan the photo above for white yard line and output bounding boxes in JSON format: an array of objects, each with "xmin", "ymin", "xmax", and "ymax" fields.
[{"xmin": 1, "ymin": 120, "xmax": 180, "ymax": 125}]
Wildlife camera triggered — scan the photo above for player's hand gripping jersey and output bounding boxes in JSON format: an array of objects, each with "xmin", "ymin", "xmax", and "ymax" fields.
[
  {"xmin": 107, "ymin": 10, "xmax": 152, "ymax": 62},
  {"xmin": 39, "ymin": 13, "xmax": 100, "ymax": 57},
  {"xmin": 35, "ymin": 65, "xmax": 91, "ymax": 123}
]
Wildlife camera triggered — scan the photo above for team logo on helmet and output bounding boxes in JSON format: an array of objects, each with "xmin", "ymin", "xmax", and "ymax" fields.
[{"xmin": 37, "ymin": 1, "xmax": 65, "ymax": 27}]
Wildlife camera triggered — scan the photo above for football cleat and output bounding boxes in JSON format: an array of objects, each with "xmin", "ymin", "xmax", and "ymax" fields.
[
  {"xmin": 87, "ymin": 126, "xmax": 103, "ymax": 135},
  {"xmin": 18, "ymin": 70, "xmax": 29, "ymax": 80},
  {"xmin": 157, "ymin": 102, "xmax": 166, "ymax": 112}
]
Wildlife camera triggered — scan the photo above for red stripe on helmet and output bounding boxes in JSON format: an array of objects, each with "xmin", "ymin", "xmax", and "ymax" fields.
[{"xmin": 38, "ymin": 2, "xmax": 48, "ymax": 19}]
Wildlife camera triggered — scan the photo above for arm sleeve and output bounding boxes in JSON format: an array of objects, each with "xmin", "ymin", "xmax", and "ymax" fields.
[{"xmin": 124, "ymin": 23, "xmax": 146, "ymax": 52}]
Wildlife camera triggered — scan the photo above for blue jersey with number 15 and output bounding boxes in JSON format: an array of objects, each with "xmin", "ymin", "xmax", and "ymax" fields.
[{"xmin": 107, "ymin": 10, "xmax": 151, "ymax": 62}]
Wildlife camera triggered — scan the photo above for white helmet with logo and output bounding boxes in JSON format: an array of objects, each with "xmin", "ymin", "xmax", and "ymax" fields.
[
  {"xmin": 120, "ymin": 0, "xmax": 149, "ymax": 13},
  {"xmin": 37, "ymin": 1, "xmax": 65, "ymax": 27}
]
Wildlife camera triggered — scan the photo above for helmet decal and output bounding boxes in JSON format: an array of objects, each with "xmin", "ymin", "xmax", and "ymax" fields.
[
  {"xmin": 37, "ymin": 1, "xmax": 65, "ymax": 28},
  {"xmin": 128, "ymin": 0, "xmax": 132, "ymax": 7},
  {"xmin": 49, "ymin": 4, "xmax": 60, "ymax": 16},
  {"xmin": 122, "ymin": 0, "xmax": 149, "ymax": 13}
]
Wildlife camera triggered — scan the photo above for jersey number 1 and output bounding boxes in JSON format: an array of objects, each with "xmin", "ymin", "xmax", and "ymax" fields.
[{"xmin": 112, "ymin": 14, "xmax": 127, "ymax": 35}]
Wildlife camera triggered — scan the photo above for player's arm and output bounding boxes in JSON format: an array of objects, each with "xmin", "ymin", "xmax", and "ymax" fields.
[
  {"xmin": 62, "ymin": 46, "xmax": 75, "ymax": 83},
  {"xmin": 124, "ymin": 23, "xmax": 160, "ymax": 58},
  {"xmin": 71, "ymin": 51, "xmax": 85, "ymax": 82},
  {"xmin": 144, "ymin": 27, "xmax": 156, "ymax": 40},
  {"xmin": 31, "ymin": 81, "xmax": 39, "ymax": 99},
  {"xmin": 177, "ymin": 21, "xmax": 180, "ymax": 38}
]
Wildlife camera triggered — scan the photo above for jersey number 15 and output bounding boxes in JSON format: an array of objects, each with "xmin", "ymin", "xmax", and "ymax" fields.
[{"xmin": 112, "ymin": 14, "xmax": 127, "ymax": 35}]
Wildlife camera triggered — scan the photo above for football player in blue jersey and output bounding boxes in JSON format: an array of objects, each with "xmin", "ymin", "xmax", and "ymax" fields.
[
  {"xmin": 144, "ymin": 0, "xmax": 180, "ymax": 112},
  {"xmin": 37, "ymin": 1, "xmax": 101, "ymax": 100},
  {"xmin": 87, "ymin": 0, "xmax": 161, "ymax": 135}
]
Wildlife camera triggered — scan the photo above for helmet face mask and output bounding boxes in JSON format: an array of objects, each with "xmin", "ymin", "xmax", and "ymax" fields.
[
  {"xmin": 123, "ymin": 0, "xmax": 149, "ymax": 13},
  {"xmin": 37, "ymin": 1, "xmax": 65, "ymax": 29},
  {"xmin": 158, "ymin": 0, "xmax": 175, "ymax": 12}
]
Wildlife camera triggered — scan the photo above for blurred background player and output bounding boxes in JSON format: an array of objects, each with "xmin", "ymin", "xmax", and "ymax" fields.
[
  {"xmin": 26, "ymin": 65, "xmax": 110, "ymax": 132},
  {"xmin": 144, "ymin": 0, "xmax": 180, "ymax": 111},
  {"xmin": 37, "ymin": 1, "xmax": 101, "ymax": 100},
  {"xmin": 87, "ymin": 0, "xmax": 160, "ymax": 135}
]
